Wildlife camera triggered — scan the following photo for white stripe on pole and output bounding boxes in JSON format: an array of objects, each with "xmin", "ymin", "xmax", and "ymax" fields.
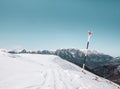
[{"xmin": 88, "ymin": 35, "xmax": 91, "ymax": 42}]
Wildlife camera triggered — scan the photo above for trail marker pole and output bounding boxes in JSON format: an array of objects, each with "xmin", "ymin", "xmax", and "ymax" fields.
[{"xmin": 82, "ymin": 31, "xmax": 92, "ymax": 69}]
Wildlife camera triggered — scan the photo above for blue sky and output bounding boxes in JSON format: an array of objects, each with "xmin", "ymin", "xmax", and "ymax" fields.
[{"xmin": 0, "ymin": 0, "xmax": 120, "ymax": 56}]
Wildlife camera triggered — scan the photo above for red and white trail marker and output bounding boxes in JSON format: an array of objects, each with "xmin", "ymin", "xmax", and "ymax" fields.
[{"xmin": 82, "ymin": 31, "xmax": 93, "ymax": 69}]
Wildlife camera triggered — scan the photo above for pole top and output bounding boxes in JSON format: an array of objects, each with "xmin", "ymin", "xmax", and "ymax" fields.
[{"xmin": 88, "ymin": 31, "xmax": 92, "ymax": 36}]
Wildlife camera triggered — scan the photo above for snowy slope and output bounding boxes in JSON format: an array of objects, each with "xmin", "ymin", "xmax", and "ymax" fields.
[{"xmin": 0, "ymin": 50, "xmax": 120, "ymax": 89}]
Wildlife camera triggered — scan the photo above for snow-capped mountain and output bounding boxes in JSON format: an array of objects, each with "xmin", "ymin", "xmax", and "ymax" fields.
[
  {"xmin": 0, "ymin": 49, "xmax": 120, "ymax": 89},
  {"xmin": 55, "ymin": 49, "xmax": 115, "ymax": 69}
]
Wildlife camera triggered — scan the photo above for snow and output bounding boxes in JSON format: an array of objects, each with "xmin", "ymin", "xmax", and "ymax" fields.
[
  {"xmin": 0, "ymin": 50, "xmax": 120, "ymax": 89},
  {"xmin": 80, "ymin": 49, "xmax": 100, "ymax": 55}
]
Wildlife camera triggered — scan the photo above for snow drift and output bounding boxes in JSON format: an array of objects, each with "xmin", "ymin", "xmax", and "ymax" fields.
[{"xmin": 0, "ymin": 49, "xmax": 120, "ymax": 89}]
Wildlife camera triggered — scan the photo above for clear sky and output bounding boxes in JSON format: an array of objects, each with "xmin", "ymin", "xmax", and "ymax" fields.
[{"xmin": 0, "ymin": 0, "xmax": 120, "ymax": 56}]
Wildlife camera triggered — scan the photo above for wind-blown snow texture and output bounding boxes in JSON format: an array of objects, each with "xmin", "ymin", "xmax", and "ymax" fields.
[{"xmin": 0, "ymin": 49, "xmax": 120, "ymax": 89}]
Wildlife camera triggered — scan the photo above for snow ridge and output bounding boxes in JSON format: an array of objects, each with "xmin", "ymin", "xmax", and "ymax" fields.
[{"xmin": 0, "ymin": 50, "xmax": 120, "ymax": 89}]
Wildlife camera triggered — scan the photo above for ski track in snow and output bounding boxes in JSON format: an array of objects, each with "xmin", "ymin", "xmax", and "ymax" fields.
[{"xmin": 0, "ymin": 51, "xmax": 120, "ymax": 89}]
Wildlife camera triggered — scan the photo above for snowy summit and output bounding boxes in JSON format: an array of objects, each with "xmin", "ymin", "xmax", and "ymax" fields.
[{"xmin": 0, "ymin": 49, "xmax": 120, "ymax": 89}]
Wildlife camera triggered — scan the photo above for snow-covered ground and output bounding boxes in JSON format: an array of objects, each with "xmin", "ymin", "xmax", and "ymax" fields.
[{"xmin": 0, "ymin": 49, "xmax": 120, "ymax": 89}]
